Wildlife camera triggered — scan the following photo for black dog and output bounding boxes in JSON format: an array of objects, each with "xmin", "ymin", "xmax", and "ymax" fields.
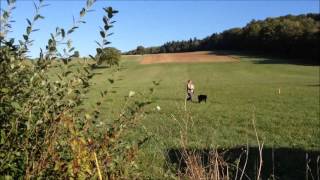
[{"xmin": 198, "ymin": 95, "xmax": 207, "ymax": 103}]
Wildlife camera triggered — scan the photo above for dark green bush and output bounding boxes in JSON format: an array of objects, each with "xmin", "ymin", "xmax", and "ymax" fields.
[{"xmin": 96, "ymin": 47, "xmax": 121, "ymax": 66}]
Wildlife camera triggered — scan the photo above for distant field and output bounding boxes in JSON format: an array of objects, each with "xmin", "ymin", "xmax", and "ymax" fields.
[
  {"xmin": 52, "ymin": 52, "xmax": 319, "ymax": 178},
  {"xmin": 140, "ymin": 51, "xmax": 238, "ymax": 64}
]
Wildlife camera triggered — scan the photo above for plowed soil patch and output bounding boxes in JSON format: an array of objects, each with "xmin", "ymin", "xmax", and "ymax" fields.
[{"xmin": 140, "ymin": 51, "xmax": 238, "ymax": 64}]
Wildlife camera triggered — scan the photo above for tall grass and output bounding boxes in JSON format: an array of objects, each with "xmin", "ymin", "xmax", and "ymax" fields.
[{"xmin": 167, "ymin": 104, "xmax": 320, "ymax": 180}]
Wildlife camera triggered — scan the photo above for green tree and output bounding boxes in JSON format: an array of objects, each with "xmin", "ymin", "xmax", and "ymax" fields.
[
  {"xmin": 136, "ymin": 45, "xmax": 145, "ymax": 55},
  {"xmin": 125, "ymin": 13, "xmax": 319, "ymax": 63},
  {"xmin": 73, "ymin": 50, "xmax": 80, "ymax": 57},
  {"xmin": 96, "ymin": 47, "xmax": 121, "ymax": 66}
]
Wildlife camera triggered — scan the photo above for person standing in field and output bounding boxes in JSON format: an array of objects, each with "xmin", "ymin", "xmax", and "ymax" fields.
[{"xmin": 186, "ymin": 80, "xmax": 195, "ymax": 101}]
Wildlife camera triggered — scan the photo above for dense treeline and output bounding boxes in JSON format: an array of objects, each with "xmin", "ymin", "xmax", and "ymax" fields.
[{"xmin": 125, "ymin": 13, "xmax": 320, "ymax": 63}]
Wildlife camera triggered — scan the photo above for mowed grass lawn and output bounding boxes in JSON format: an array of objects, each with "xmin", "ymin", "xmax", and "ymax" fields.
[{"xmin": 62, "ymin": 53, "xmax": 319, "ymax": 176}]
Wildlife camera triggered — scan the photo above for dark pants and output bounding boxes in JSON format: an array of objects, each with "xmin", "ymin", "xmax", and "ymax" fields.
[{"xmin": 187, "ymin": 92, "xmax": 193, "ymax": 101}]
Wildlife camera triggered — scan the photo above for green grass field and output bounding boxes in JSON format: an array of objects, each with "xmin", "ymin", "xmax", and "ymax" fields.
[{"xmin": 58, "ymin": 52, "xmax": 319, "ymax": 177}]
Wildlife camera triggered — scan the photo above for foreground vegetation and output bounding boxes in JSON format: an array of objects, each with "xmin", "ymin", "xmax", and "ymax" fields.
[{"xmin": 1, "ymin": 0, "xmax": 144, "ymax": 178}]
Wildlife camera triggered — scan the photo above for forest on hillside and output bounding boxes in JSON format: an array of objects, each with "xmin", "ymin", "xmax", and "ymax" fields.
[{"xmin": 125, "ymin": 13, "xmax": 320, "ymax": 64}]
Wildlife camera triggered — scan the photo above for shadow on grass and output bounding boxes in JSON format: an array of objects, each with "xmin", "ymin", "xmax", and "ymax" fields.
[
  {"xmin": 252, "ymin": 58, "xmax": 319, "ymax": 66},
  {"xmin": 91, "ymin": 65, "xmax": 109, "ymax": 69},
  {"xmin": 118, "ymin": 67, "xmax": 128, "ymax": 71},
  {"xmin": 166, "ymin": 146, "xmax": 320, "ymax": 180},
  {"xmin": 306, "ymin": 84, "xmax": 320, "ymax": 87},
  {"xmin": 153, "ymin": 97, "xmax": 184, "ymax": 101},
  {"xmin": 92, "ymin": 72, "xmax": 103, "ymax": 75},
  {"xmin": 208, "ymin": 50, "xmax": 319, "ymax": 66}
]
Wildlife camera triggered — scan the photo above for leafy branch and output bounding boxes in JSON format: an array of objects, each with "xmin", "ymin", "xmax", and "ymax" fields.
[
  {"xmin": 17, "ymin": 0, "xmax": 48, "ymax": 58},
  {"xmin": 90, "ymin": 7, "xmax": 118, "ymax": 61},
  {"xmin": 44, "ymin": 0, "xmax": 96, "ymax": 62},
  {"xmin": 0, "ymin": 0, "xmax": 16, "ymax": 42}
]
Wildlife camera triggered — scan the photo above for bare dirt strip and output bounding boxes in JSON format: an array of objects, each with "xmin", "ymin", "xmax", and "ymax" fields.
[{"xmin": 139, "ymin": 51, "xmax": 238, "ymax": 64}]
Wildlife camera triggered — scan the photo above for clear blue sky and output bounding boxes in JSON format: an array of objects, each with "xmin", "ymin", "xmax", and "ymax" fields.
[{"xmin": 1, "ymin": 0, "xmax": 319, "ymax": 58}]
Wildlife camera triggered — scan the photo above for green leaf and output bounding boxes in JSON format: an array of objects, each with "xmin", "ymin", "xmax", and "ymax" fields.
[
  {"xmin": 61, "ymin": 28, "xmax": 65, "ymax": 38},
  {"xmin": 80, "ymin": 8, "xmax": 86, "ymax": 17},
  {"xmin": 104, "ymin": 25, "xmax": 109, "ymax": 31},
  {"xmin": 89, "ymin": 55, "xmax": 95, "ymax": 60},
  {"xmin": 26, "ymin": 26, "xmax": 31, "ymax": 35},
  {"xmin": 67, "ymin": 29, "xmax": 74, "ymax": 34},
  {"xmin": 3, "ymin": 11, "xmax": 9, "ymax": 19},
  {"xmin": 33, "ymin": 2, "xmax": 38, "ymax": 10},
  {"xmin": 34, "ymin": 14, "xmax": 44, "ymax": 21},
  {"xmin": 108, "ymin": 78, "xmax": 114, "ymax": 84},
  {"xmin": 67, "ymin": 40, "xmax": 72, "ymax": 48},
  {"xmin": 95, "ymin": 41, "xmax": 101, "ymax": 47},
  {"xmin": 36, "ymin": 120, "xmax": 43, "ymax": 125},
  {"xmin": 48, "ymin": 39, "xmax": 53, "ymax": 46},
  {"xmin": 96, "ymin": 48, "xmax": 102, "ymax": 54},
  {"xmin": 100, "ymin": 31, "xmax": 105, "ymax": 38},
  {"xmin": 4, "ymin": 24, "xmax": 11, "ymax": 28},
  {"xmin": 11, "ymin": 102, "xmax": 21, "ymax": 110},
  {"xmin": 63, "ymin": 71, "xmax": 72, "ymax": 76},
  {"xmin": 107, "ymin": 12, "xmax": 113, "ymax": 19},
  {"xmin": 85, "ymin": 113, "xmax": 91, "ymax": 120},
  {"xmin": 103, "ymin": 7, "xmax": 115, "ymax": 18},
  {"xmin": 23, "ymin": 34, "xmax": 28, "ymax": 41},
  {"xmin": 49, "ymin": 46, "xmax": 56, "ymax": 52},
  {"xmin": 9, "ymin": 38, "xmax": 14, "ymax": 45},
  {"xmin": 50, "ymin": 33, "xmax": 55, "ymax": 40},
  {"xmin": 105, "ymin": 7, "xmax": 118, "ymax": 18},
  {"xmin": 0, "ymin": 130, "xmax": 5, "ymax": 145},
  {"xmin": 71, "ymin": 26, "xmax": 78, "ymax": 31},
  {"xmin": 68, "ymin": 47, "xmax": 75, "ymax": 52},
  {"xmin": 1, "ymin": 88, "xmax": 9, "ymax": 93},
  {"xmin": 34, "ymin": 14, "xmax": 39, "ymax": 21},
  {"xmin": 83, "ymin": 67, "xmax": 90, "ymax": 74},
  {"xmin": 104, "ymin": 41, "xmax": 111, "ymax": 45},
  {"xmin": 103, "ymin": 16, "xmax": 108, "ymax": 24},
  {"xmin": 62, "ymin": 58, "xmax": 68, "ymax": 64},
  {"xmin": 26, "ymin": 18, "xmax": 32, "ymax": 26}
]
